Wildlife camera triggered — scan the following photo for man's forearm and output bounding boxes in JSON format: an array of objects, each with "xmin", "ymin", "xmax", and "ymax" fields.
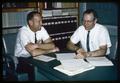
[
  {"xmin": 69, "ymin": 45, "xmax": 79, "ymax": 51},
  {"xmin": 37, "ymin": 42, "xmax": 55, "ymax": 50},
  {"xmin": 67, "ymin": 41, "xmax": 80, "ymax": 51},
  {"xmin": 25, "ymin": 43, "xmax": 38, "ymax": 53},
  {"xmin": 30, "ymin": 47, "xmax": 58, "ymax": 56},
  {"xmin": 67, "ymin": 44, "xmax": 79, "ymax": 51},
  {"xmin": 30, "ymin": 48, "xmax": 51, "ymax": 56},
  {"xmin": 88, "ymin": 49, "xmax": 106, "ymax": 57}
]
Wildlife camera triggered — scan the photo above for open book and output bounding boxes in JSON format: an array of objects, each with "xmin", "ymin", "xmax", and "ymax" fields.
[
  {"xmin": 54, "ymin": 53, "xmax": 114, "ymax": 76},
  {"xmin": 55, "ymin": 53, "xmax": 114, "ymax": 66},
  {"xmin": 54, "ymin": 59, "xmax": 95, "ymax": 76}
]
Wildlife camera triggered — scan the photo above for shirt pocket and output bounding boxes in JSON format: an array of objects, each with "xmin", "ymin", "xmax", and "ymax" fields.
[{"xmin": 90, "ymin": 40, "xmax": 99, "ymax": 51}]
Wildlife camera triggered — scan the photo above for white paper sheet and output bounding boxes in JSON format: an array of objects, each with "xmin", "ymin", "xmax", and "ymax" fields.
[
  {"xmin": 54, "ymin": 59, "xmax": 95, "ymax": 76},
  {"xmin": 60, "ymin": 59, "xmax": 94, "ymax": 70},
  {"xmin": 55, "ymin": 53, "xmax": 76, "ymax": 61},
  {"xmin": 33, "ymin": 55, "xmax": 55, "ymax": 62},
  {"xmin": 86, "ymin": 57, "xmax": 114, "ymax": 66}
]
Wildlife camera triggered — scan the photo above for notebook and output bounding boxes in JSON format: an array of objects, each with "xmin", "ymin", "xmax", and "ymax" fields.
[
  {"xmin": 86, "ymin": 57, "xmax": 114, "ymax": 66},
  {"xmin": 54, "ymin": 59, "xmax": 95, "ymax": 76},
  {"xmin": 33, "ymin": 55, "xmax": 56, "ymax": 62}
]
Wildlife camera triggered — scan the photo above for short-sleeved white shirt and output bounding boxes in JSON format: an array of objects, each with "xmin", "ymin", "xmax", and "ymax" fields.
[
  {"xmin": 70, "ymin": 23, "xmax": 111, "ymax": 55},
  {"xmin": 14, "ymin": 25, "xmax": 50, "ymax": 57}
]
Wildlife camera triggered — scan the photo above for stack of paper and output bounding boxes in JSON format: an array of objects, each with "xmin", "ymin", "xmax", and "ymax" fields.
[
  {"xmin": 33, "ymin": 55, "xmax": 55, "ymax": 62},
  {"xmin": 86, "ymin": 57, "xmax": 113, "ymax": 66},
  {"xmin": 54, "ymin": 59, "xmax": 95, "ymax": 76},
  {"xmin": 55, "ymin": 53, "xmax": 76, "ymax": 60}
]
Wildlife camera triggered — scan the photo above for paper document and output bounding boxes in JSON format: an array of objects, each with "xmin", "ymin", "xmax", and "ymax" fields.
[
  {"xmin": 86, "ymin": 57, "xmax": 113, "ymax": 66},
  {"xmin": 33, "ymin": 55, "xmax": 55, "ymax": 62},
  {"xmin": 54, "ymin": 59, "xmax": 95, "ymax": 76},
  {"xmin": 55, "ymin": 53, "xmax": 76, "ymax": 61}
]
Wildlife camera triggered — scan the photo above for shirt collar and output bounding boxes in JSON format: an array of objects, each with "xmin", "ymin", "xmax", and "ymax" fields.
[{"xmin": 26, "ymin": 25, "xmax": 35, "ymax": 33}]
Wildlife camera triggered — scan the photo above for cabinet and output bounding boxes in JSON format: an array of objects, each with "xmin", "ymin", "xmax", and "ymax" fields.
[{"xmin": 42, "ymin": 16, "xmax": 77, "ymax": 50}]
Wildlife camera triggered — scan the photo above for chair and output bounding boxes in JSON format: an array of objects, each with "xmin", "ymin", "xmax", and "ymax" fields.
[
  {"xmin": 2, "ymin": 40, "xmax": 17, "ymax": 81},
  {"xmin": 2, "ymin": 33, "xmax": 28, "ymax": 81},
  {"xmin": 106, "ymin": 25, "xmax": 118, "ymax": 61}
]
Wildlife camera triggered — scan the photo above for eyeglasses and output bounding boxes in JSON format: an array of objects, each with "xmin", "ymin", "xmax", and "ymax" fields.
[{"xmin": 82, "ymin": 20, "xmax": 94, "ymax": 23}]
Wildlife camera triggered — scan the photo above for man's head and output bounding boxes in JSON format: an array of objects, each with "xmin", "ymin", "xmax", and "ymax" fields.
[
  {"xmin": 27, "ymin": 11, "xmax": 42, "ymax": 32},
  {"xmin": 82, "ymin": 9, "xmax": 98, "ymax": 30}
]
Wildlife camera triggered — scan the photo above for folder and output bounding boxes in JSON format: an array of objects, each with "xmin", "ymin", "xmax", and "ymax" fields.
[{"xmin": 86, "ymin": 57, "xmax": 114, "ymax": 66}]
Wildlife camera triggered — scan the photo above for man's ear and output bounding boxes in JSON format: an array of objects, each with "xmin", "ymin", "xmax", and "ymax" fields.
[
  {"xmin": 94, "ymin": 19, "xmax": 97, "ymax": 23},
  {"xmin": 28, "ymin": 20, "xmax": 33, "ymax": 26}
]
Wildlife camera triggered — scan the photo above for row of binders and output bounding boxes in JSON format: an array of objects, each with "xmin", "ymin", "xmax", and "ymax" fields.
[{"xmin": 42, "ymin": 20, "xmax": 77, "ymax": 26}]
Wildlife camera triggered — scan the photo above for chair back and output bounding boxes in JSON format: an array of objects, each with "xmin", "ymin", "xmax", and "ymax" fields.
[
  {"xmin": 106, "ymin": 25, "xmax": 117, "ymax": 60},
  {"xmin": 3, "ymin": 33, "xmax": 18, "ymax": 55}
]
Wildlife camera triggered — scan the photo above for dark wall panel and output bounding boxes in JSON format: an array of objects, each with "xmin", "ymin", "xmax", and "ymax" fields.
[{"xmin": 86, "ymin": 3, "xmax": 118, "ymax": 25}]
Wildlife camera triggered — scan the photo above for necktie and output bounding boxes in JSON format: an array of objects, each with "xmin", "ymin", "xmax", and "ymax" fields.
[
  {"xmin": 86, "ymin": 31, "xmax": 90, "ymax": 52},
  {"xmin": 35, "ymin": 32, "xmax": 37, "ymax": 43}
]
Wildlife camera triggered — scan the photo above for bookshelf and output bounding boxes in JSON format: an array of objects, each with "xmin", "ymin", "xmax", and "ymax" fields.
[
  {"xmin": 2, "ymin": 2, "xmax": 37, "ymax": 12},
  {"xmin": 2, "ymin": 2, "xmax": 78, "ymax": 12},
  {"xmin": 2, "ymin": 2, "xmax": 79, "ymax": 50},
  {"xmin": 2, "ymin": 2, "xmax": 79, "ymax": 29}
]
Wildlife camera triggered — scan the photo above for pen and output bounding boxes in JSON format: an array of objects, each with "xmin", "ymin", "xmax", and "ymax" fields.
[
  {"xmin": 75, "ymin": 51, "xmax": 89, "ymax": 62},
  {"xmin": 84, "ymin": 58, "xmax": 89, "ymax": 62},
  {"xmin": 75, "ymin": 51, "xmax": 88, "ymax": 62}
]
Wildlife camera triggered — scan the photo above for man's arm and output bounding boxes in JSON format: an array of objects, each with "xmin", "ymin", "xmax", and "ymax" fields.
[
  {"xmin": 88, "ymin": 45, "xmax": 107, "ymax": 57},
  {"xmin": 25, "ymin": 42, "xmax": 38, "ymax": 52},
  {"xmin": 31, "ymin": 48, "xmax": 59, "ymax": 57},
  {"xmin": 37, "ymin": 38, "xmax": 55, "ymax": 50},
  {"xmin": 25, "ymin": 38, "xmax": 59, "ymax": 57},
  {"xmin": 75, "ymin": 45, "xmax": 107, "ymax": 59},
  {"xmin": 67, "ymin": 40, "xmax": 80, "ymax": 51}
]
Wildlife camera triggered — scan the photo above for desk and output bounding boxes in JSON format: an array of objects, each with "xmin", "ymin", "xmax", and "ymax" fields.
[{"xmin": 29, "ymin": 52, "xmax": 118, "ymax": 81}]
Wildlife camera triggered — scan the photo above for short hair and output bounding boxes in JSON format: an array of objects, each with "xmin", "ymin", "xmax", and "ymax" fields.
[
  {"xmin": 27, "ymin": 11, "xmax": 41, "ymax": 23},
  {"xmin": 83, "ymin": 9, "xmax": 98, "ymax": 20}
]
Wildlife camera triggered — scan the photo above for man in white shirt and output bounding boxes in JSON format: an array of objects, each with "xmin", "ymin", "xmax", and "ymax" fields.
[
  {"xmin": 67, "ymin": 9, "xmax": 111, "ymax": 59},
  {"xmin": 14, "ymin": 11, "xmax": 59, "ymax": 80}
]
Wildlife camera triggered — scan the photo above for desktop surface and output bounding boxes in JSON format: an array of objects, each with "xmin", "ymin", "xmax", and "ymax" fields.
[{"xmin": 29, "ymin": 52, "xmax": 118, "ymax": 81}]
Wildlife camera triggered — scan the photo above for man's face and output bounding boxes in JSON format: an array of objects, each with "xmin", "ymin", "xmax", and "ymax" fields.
[
  {"xmin": 83, "ymin": 13, "xmax": 96, "ymax": 30},
  {"xmin": 29, "ymin": 14, "xmax": 42, "ymax": 32}
]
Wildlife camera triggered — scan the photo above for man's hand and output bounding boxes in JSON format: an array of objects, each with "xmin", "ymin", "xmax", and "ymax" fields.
[
  {"xmin": 74, "ymin": 52, "xmax": 87, "ymax": 59},
  {"xmin": 76, "ymin": 48, "xmax": 85, "ymax": 54},
  {"xmin": 25, "ymin": 42, "xmax": 38, "ymax": 52},
  {"xmin": 51, "ymin": 47, "xmax": 60, "ymax": 52},
  {"xmin": 74, "ymin": 48, "xmax": 88, "ymax": 59}
]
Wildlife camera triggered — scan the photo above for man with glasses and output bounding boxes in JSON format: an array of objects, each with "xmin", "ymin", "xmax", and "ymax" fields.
[{"xmin": 67, "ymin": 9, "xmax": 111, "ymax": 59}]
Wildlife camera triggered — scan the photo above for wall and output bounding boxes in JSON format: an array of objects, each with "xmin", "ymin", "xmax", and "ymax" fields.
[{"xmin": 79, "ymin": 3, "xmax": 117, "ymax": 25}]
